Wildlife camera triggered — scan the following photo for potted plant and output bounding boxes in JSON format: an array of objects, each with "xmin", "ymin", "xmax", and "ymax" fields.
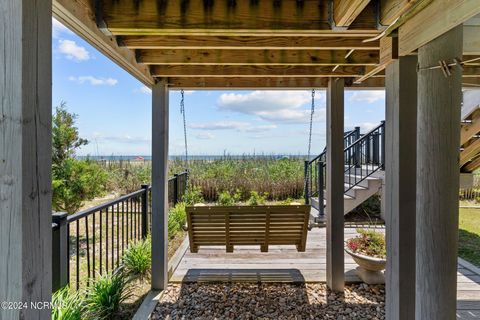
[{"xmin": 345, "ymin": 229, "xmax": 386, "ymax": 284}]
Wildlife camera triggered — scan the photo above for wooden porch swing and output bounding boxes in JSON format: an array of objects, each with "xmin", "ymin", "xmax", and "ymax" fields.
[{"xmin": 179, "ymin": 90, "xmax": 315, "ymax": 253}]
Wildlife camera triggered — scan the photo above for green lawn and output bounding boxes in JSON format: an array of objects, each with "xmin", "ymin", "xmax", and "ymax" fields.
[{"xmin": 459, "ymin": 208, "xmax": 480, "ymax": 267}]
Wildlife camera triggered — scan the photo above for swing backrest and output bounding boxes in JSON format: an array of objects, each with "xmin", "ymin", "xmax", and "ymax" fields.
[{"xmin": 186, "ymin": 205, "xmax": 310, "ymax": 253}]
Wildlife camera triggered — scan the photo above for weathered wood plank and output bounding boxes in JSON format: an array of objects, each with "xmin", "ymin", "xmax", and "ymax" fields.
[
  {"xmin": 53, "ymin": 0, "xmax": 154, "ymax": 86},
  {"xmin": 379, "ymin": 0, "xmax": 418, "ymax": 26},
  {"xmin": 101, "ymin": 0, "xmax": 379, "ymax": 36},
  {"xmin": 137, "ymin": 49, "xmax": 379, "ymax": 66},
  {"xmin": 0, "ymin": 0, "xmax": 52, "ymax": 318},
  {"xmin": 120, "ymin": 35, "xmax": 380, "ymax": 50}
]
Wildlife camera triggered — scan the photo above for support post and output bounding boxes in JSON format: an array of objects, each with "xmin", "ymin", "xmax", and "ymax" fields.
[
  {"xmin": 416, "ymin": 26, "xmax": 462, "ymax": 319},
  {"xmin": 326, "ymin": 78, "xmax": 345, "ymax": 291},
  {"xmin": 52, "ymin": 213, "xmax": 69, "ymax": 292},
  {"xmin": 173, "ymin": 174, "xmax": 179, "ymax": 205},
  {"xmin": 385, "ymin": 55, "xmax": 418, "ymax": 320},
  {"xmin": 0, "ymin": 1, "xmax": 52, "ymax": 318},
  {"xmin": 141, "ymin": 184, "xmax": 149, "ymax": 238},
  {"xmin": 151, "ymin": 80, "xmax": 169, "ymax": 290}
]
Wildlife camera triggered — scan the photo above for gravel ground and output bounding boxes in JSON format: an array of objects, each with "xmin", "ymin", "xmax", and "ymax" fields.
[{"xmin": 152, "ymin": 283, "xmax": 385, "ymax": 320}]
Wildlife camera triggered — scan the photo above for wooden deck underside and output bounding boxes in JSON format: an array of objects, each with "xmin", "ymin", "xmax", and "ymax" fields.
[{"xmin": 170, "ymin": 227, "xmax": 480, "ymax": 319}]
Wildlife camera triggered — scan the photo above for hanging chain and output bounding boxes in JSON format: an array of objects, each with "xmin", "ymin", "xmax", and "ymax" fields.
[
  {"xmin": 304, "ymin": 89, "xmax": 315, "ymax": 195},
  {"xmin": 180, "ymin": 90, "xmax": 189, "ymax": 177},
  {"xmin": 307, "ymin": 89, "xmax": 315, "ymax": 161}
]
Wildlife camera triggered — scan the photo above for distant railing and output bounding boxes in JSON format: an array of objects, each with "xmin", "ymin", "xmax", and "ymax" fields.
[{"xmin": 51, "ymin": 172, "xmax": 188, "ymax": 291}]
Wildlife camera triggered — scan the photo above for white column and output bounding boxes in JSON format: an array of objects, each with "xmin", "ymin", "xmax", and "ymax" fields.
[
  {"xmin": 326, "ymin": 78, "xmax": 345, "ymax": 292},
  {"xmin": 151, "ymin": 80, "xmax": 169, "ymax": 290},
  {"xmin": 416, "ymin": 25, "xmax": 462, "ymax": 319},
  {"xmin": 0, "ymin": 1, "xmax": 52, "ymax": 319},
  {"xmin": 385, "ymin": 55, "xmax": 417, "ymax": 320}
]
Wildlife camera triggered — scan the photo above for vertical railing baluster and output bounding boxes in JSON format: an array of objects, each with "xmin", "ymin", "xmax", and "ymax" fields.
[
  {"xmin": 100, "ymin": 209, "xmax": 103, "ymax": 275},
  {"xmin": 85, "ymin": 216, "xmax": 91, "ymax": 284},
  {"xmin": 106, "ymin": 207, "xmax": 109, "ymax": 273},
  {"xmin": 122, "ymin": 201, "xmax": 125, "ymax": 255},
  {"xmin": 111, "ymin": 205, "xmax": 114, "ymax": 270},
  {"xmin": 76, "ymin": 220, "xmax": 80, "ymax": 290},
  {"xmin": 117, "ymin": 203, "xmax": 120, "ymax": 268},
  {"xmin": 92, "ymin": 211, "xmax": 96, "ymax": 279}
]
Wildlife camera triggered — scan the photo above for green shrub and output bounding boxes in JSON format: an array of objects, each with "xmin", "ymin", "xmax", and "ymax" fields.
[
  {"xmin": 51, "ymin": 286, "xmax": 83, "ymax": 320},
  {"xmin": 84, "ymin": 269, "xmax": 133, "ymax": 320},
  {"xmin": 346, "ymin": 229, "xmax": 386, "ymax": 259},
  {"xmin": 183, "ymin": 185, "xmax": 204, "ymax": 205},
  {"xmin": 247, "ymin": 191, "xmax": 268, "ymax": 206},
  {"xmin": 52, "ymin": 158, "xmax": 108, "ymax": 214},
  {"xmin": 168, "ymin": 203, "xmax": 186, "ymax": 238},
  {"xmin": 280, "ymin": 197, "xmax": 293, "ymax": 205},
  {"xmin": 123, "ymin": 236, "xmax": 151, "ymax": 279},
  {"xmin": 217, "ymin": 189, "xmax": 241, "ymax": 206}
]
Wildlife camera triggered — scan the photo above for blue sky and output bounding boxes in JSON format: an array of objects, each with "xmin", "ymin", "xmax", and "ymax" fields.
[{"xmin": 52, "ymin": 19, "xmax": 385, "ymax": 156}]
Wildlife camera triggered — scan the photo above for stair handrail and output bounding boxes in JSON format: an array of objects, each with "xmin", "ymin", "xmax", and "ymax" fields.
[{"xmin": 304, "ymin": 121, "xmax": 385, "ymax": 215}]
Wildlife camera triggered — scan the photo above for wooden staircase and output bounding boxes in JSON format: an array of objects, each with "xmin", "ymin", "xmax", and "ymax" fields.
[
  {"xmin": 460, "ymin": 90, "xmax": 480, "ymax": 172},
  {"xmin": 305, "ymin": 122, "xmax": 385, "ymax": 220}
]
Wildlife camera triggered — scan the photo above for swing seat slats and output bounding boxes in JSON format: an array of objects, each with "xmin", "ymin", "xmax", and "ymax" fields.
[{"xmin": 186, "ymin": 205, "xmax": 310, "ymax": 253}]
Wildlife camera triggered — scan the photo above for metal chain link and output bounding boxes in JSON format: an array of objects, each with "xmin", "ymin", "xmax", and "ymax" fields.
[
  {"xmin": 180, "ymin": 90, "xmax": 189, "ymax": 185},
  {"xmin": 307, "ymin": 89, "xmax": 315, "ymax": 161}
]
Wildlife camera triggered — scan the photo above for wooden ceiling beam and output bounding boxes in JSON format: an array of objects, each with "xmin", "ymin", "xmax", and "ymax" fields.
[
  {"xmin": 463, "ymin": 154, "xmax": 480, "ymax": 172},
  {"xmin": 101, "ymin": 0, "xmax": 379, "ymax": 36},
  {"xmin": 333, "ymin": 0, "xmax": 372, "ymax": 27},
  {"xmin": 150, "ymin": 65, "xmax": 372, "ymax": 77},
  {"xmin": 379, "ymin": 0, "xmax": 419, "ymax": 26},
  {"xmin": 162, "ymin": 77, "xmax": 385, "ymax": 89},
  {"xmin": 137, "ymin": 49, "xmax": 379, "ymax": 66},
  {"xmin": 464, "ymin": 26, "xmax": 480, "ymax": 55},
  {"xmin": 399, "ymin": 0, "xmax": 480, "ymax": 56},
  {"xmin": 119, "ymin": 35, "xmax": 380, "ymax": 50},
  {"xmin": 52, "ymin": 0, "xmax": 154, "ymax": 86}
]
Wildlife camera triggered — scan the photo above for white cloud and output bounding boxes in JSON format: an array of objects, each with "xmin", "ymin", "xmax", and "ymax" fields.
[
  {"xmin": 58, "ymin": 39, "xmax": 90, "ymax": 61},
  {"xmin": 349, "ymin": 91, "xmax": 385, "ymax": 103},
  {"xmin": 90, "ymin": 133, "xmax": 149, "ymax": 144},
  {"xmin": 136, "ymin": 86, "xmax": 152, "ymax": 94},
  {"xmin": 52, "ymin": 18, "xmax": 72, "ymax": 38},
  {"xmin": 195, "ymin": 132, "xmax": 215, "ymax": 140},
  {"xmin": 69, "ymin": 76, "xmax": 118, "ymax": 86},
  {"xmin": 189, "ymin": 121, "xmax": 276, "ymax": 133},
  {"xmin": 217, "ymin": 90, "xmax": 324, "ymax": 123},
  {"xmin": 357, "ymin": 122, "xmax": 379, "ymax": 132}
]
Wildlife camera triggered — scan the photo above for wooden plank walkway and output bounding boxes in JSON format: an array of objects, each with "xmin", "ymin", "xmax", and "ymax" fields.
[{"xmin": 170, "ymin": 227, "xmax": 480, "ymax": 319}]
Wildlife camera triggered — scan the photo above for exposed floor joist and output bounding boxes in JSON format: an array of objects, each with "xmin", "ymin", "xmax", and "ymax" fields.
[
  {"xmin": 150, "ymin": 65, "xmax": 374, "ymax": 78},
  {"xmin": 137, "ymin": 49, "xmax": 379, "ymax": 66},
  {"xmin": 101, "ymin": 0, "xmax": 379, "ymax": 36},
  {"xmin": 119, "ymin": 36, "xmax": 380, "ymax": 50},
  {"xmin": 163, "ymin": 77, "xmax": 385, "ymax": 89}
]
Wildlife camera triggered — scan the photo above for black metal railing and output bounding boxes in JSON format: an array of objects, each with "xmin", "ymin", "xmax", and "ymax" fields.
[
  {"xmin": 304, "ymin": 122, "xmax": 385, "ymax": 215},
  {"xmin": 51, "ymin": 172, "xmax": 188, "ymax": 291},
  {"xmin": 304, "ymin": 127, "xmax": 361, "ymax": 204}
]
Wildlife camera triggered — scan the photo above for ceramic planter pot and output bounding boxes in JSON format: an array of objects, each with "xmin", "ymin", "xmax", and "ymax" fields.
[{"xmin": 345, "ymin": 248, "xmax": 386, "ymax": 272}]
